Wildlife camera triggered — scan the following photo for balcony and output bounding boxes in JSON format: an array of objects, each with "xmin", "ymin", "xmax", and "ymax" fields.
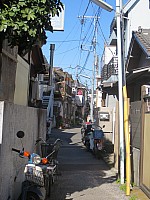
[{"xmin": 101, "ymin": 56, "xmax": 118, "ymax": 82}]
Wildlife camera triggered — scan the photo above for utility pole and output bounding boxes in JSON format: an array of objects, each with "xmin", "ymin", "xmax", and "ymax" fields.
[
  {"xmin": 116, "ymin": 0, "xmax": 125, "ymax": 184},
  {"xmin": 91, "ymin": 17, "xmax": 98, "ymax": 121},
  {"xmin": 78, "ymin": 16, "xmax": 99, "ymax": 121},
  {"xmin": 47, "ymin": 44, "xmax": 55, "ymax": 134},
  {"xmin": 75, "ymin": 65, "xmax": 79, "ymax": 93},
  {"xmin": 90, "ymin": 0, "xmax": 125, "ymax": 186}
]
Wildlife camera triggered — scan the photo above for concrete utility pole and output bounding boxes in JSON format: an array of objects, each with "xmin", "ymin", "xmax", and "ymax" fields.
[
  {"xmin": 91, "ymin": 17, "xmax": 98, "ymax": 122},
  {"xmin": 116, "ymin": 0, "xmax": 125, "ymax": 184},
  {"xmin": 90, "ymin": 0, "xmax": 125, "ymax": 185},
  {"xmin": 78, "ymin": 15, "xmax": 99, "ymax": 122}
]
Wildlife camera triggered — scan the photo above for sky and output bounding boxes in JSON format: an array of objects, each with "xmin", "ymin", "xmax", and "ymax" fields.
[{"xmin": 42, "ymin": 0, "xmax": 127, "ymax": 87}]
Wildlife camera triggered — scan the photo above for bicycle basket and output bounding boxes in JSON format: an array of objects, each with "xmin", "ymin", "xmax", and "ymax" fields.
[
  {"xmin": 41, "ymin": 143, "xmax": 53, "ymax": 158},
  {"xmin": 25, "ymin": 165, "xmax": 44, "ymax": 186}
]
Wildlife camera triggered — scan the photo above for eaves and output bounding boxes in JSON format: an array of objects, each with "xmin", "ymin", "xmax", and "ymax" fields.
[
  {"xmin": 134, "ymin": 34, "xmax": 150, "ymax": 58},
  {"xmin": 126, "ymin": 66, "xmax": 150, "ymax": 83},
  {"xmin": 123, "ymin": 0, "xmax": 140, "ymax": 13}
]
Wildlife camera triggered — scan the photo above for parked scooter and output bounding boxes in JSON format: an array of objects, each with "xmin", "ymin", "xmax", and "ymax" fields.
[
  {"xmin": 89, "ymin": 125, "xmax": 105, "ymax": 158},
  {"xmin": 12, "ymin": 131, "xmax": 46, "ymax": 200},
  {"xmin": 81, "ymin": 122, "xmax": 93, "ymax": 148},
  {"xmin": 12, "ymin": 131, "xmax": 61, "ymax": 200},
  {"xmin": 35, "ymin": 137, "xmax": 62, "ymax": 185}
]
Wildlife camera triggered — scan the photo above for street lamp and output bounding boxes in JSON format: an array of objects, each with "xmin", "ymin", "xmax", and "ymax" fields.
[
  {"xmin": 91, "ymin": 0, "xmax": 113, "ymax": 12},
  {"xmin": 90, "ymin": 0, "xmax": 126, "ymax": 187}
]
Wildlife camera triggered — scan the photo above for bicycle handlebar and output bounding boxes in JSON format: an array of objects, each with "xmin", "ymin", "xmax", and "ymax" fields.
[{"xmin": 12, "ymin": 148, "xmax": 21, "ymax": 153}]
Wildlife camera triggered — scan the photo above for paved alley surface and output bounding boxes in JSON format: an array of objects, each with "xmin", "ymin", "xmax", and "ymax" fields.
[{"xmin": 48, "ymin": 127, "xmax": 130, "ymax": 200}]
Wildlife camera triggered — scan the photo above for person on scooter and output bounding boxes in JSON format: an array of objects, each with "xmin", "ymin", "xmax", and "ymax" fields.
[{"xmin": 84, "ymin": 120, "xmax": 93, "ymax": 136}]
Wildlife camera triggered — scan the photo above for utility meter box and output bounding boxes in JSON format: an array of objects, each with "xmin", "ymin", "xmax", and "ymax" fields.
[
  {"xmin": 141, "ymin": 85, "xmax": 150, "ymax": 113},
  {"xmin": 99, "ymin": 112, "xmax": 110, "ymax": 121}
]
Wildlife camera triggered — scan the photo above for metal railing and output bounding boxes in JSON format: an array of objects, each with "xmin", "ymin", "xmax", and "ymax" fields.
[{"xmin": 101, "ymin": 56, "xmax": 118, "ymax": 81}]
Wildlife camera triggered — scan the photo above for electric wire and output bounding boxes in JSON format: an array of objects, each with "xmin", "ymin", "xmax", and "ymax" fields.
[
  {"xmin": 55, "ymin": 21, "xmax": 79, "ymax": 51},
  {"xmin": 53, "ymin": 2, "xmax": 109, "ymax": 81},
  {"xmin": 78, "ymin": 0, "xmax": 84, "ymax": 16},
  {"xmin": 77, "ymin": 0, "xmax": 91, "ymax": 79},
  {"xmin": 47, "ymin": 40, "xmax": 83, "ymax": 43},
  {"xmin": 97, "ymin": 19, "xmax": 115, "ymax": 57},
  {"xmin": 55, "ymin": 46, "xmax": 79, "ymax": 55},
  {"xmin": 83, "ymin": 1, "xmax": 90, "ymax": 16},
  {"xmin": 78, "ymin": 8, "xmax": 100, "ymax": 75},
  {"xmin": 55, "ymin": 2, "xmax": 91, "ymax": 71},
  {"xmin": 78, "ymin": 6, "xmax": 102, "ymax": 75}
]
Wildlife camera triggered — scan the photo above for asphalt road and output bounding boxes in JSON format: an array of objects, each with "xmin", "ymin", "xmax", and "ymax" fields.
[{"xmin": 47, "ymin": 127, "xmax": 129, "ymax": 200}]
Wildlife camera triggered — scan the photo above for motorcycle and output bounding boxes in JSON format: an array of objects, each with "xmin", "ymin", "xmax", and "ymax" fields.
[
  {"xmin": 12, "ymin": 131, "xmax": 60, "ymax": 200},
  {"xmin": 81, "ymin": 122, "xmax": 93, "ymax": 148},
  {"xmin": 89, "ymin": 125, "xmax": 105, "ymax": 158},
  {"xmin": 35, "ymin": 137, "xmax": 62, "ymax": 185}
]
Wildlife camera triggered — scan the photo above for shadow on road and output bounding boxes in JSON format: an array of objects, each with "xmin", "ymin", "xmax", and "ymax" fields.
[{"xmin": 48, "ymin": 127, "xmax": 118, "ymax": 200}]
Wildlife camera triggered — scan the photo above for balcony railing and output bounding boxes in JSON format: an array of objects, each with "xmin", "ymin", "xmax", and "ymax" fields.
[{"xmin": 101, "ymin": 56, "xmax": 118, "ymax": 82}]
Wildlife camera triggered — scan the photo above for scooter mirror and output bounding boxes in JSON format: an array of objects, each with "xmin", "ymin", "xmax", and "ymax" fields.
[
  {"xmin": 35, "ymin": 138, "xmax": 42, "ymax": 145},
  {"xmin": 103, "ymin": 125, "xmax": 105, "ymax": 128},
  {"xmin": 16, "ymin": 131, "xmax": 25, "ymax": 138}
]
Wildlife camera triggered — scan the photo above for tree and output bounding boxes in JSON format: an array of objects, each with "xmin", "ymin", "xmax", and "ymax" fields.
[{"xmin": 0, "ymin": 0, "xmax": 63, "ymax": 55}]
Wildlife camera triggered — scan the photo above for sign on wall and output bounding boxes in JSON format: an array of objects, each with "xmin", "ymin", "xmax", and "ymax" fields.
[
  {"xmin": 51, "ymin": 6, "xmax": 65, "ymax": 31},
  {"xmin": 99, "ymin": 112, "xmax": 110, "ymax": 121}
]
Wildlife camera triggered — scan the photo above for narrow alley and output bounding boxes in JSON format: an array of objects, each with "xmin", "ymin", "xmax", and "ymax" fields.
[{"xmin": 47, "ymin": 127, "xmax": 130, "ymax": 200}]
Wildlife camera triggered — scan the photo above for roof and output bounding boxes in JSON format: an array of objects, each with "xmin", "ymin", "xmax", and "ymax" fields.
[
  {"xmin": 126, "ymin": 28, "xmax": 150, "ymax": 71},
  {"xmin": 126, "ymin": 28, "xmax": 150, "ymax": 83},
  {"xmin": 109, "ymin": 0, "xmax": 140, "ymax": 36},
  {"xmin": 133, "ymin": 29, "xmax": 150, "ymax": 57},
  {"xmin": 123, "ymin": 0, "xmax": 140, "ymax": 13},
  {"xmin": 31, "ymin": 45, "xmax": 46, "ymax": 75}
]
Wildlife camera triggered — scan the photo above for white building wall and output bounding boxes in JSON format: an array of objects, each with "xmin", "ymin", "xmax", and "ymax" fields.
[
  {"xmin": 125, "ymin": 0, "xmax": 150, "ymax": 57},
  {"xmin": 101, "ymin": 46, "xmax": 116, "ymax": 66}
]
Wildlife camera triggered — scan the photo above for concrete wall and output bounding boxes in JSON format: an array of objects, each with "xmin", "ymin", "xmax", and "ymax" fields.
[
  {"xmin": 0, "ymin": 43, "xmax": 17, "ymax": 102},
  {"xmin": 132, "ymin": 147, "xmax": 140, "ymax": 186},
  {"xmin": 130, "ymin": 101, "xmax": 141, "ymax": 149},
  {"xmin": 14, "ymin": 55, "xmax": 30, "ymax": 106},
  {"xmin": 0, "ymin": 101, "xmax": 46, "ymax": 200}
]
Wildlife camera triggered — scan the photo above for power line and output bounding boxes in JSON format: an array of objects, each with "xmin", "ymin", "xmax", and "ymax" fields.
[
  {"xmin": 78, "ymin": 0, "xmax": 84, "ymax": 16},
  {"xmin": 55, "ymin": 21, "xmax": 79, "ymax": 51},
  {"xmin": 78, "ymin": 45, "xmax": 92, "ymax": 75},
  {"xmin": 55, "ymin": 46, "xmax": 79, "ymax": 55},
  {"xmin": 97, "ymin": 19, "xmax": 115, "ymax": 57},
  {"xmin": 83, "ymin": 1, "xmax": 90, "ymax": 16},
  {"xmin": 47, "ymin": 39, "xmax": 83, "ymax": 43}
]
